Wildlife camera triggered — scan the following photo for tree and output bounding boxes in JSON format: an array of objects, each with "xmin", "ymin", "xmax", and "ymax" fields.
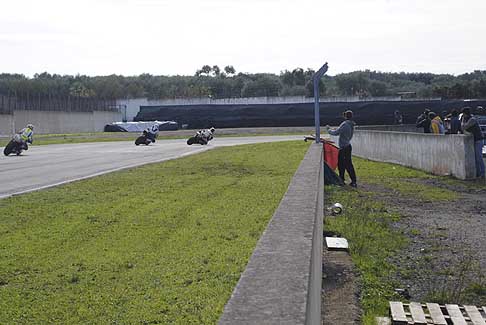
[
  {"xmin": 211, "ymin": 65, "xmax": 221, "ymax": 76},
  {"xmin": 368, "ymin": 80, "xmax": 387, "ymax": 97},
  {"xmin": 280, "ymin": 70, "xmax": 294, "ymax": 87},
  {"xmin": 224, "ymin": 65, "xmax": 236, "ymax": 75},
  {"xmin": 69, "ymin": 81, "xmax": 95, "ymax": 97},
  {"xmin": 305, "ymin": 79, "xmax": 325, "ymax": 97},
  {"xmin": 241, "ymin": 75, "xmax": 282, "ymax": 97},
  {"xmin": 292, "ymin": 68, "xmax": 305, "ymax": 86},
  {"xmin": 195, "ymin": 65, "xmax": 212, "ymax": 76}
]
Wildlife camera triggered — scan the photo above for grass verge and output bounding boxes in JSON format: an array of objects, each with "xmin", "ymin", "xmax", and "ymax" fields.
[
  {"xmin": 324, "ymin": 157, "xmax": 467, "ymax": 324},
  {"xmin": 0, "ymin": 141, "xmax": 309, "ymax": 324},
  {"xmin": 355, "ymin": 157, "xmax": 458, "ymax": 201},
  {"xmin": 325, "ymin": 186, "xmax": 407, "ymax": 325}
]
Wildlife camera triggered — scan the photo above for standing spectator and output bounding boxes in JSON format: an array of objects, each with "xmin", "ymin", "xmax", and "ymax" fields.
[
  {"xmin": 429, "ymin": 112, "xmax": 445, "ymax": 134},
  {"xmin": 394, "ymin": 110, "xmax": 403, "ymax": 125},
  {"xmin": 449, "ymin": 109, "xmax": 461, "ymax": 134},
  {"xmin": 326, "ymin": 110, "xmax": 357, "ymax": 187},
  {"xmin": 461, "ymin": 107, "xmax": 485, "ymax": 178},
  {"xmin": 416, "ymin": 109, "xmax": 431, "ymax": 133}
]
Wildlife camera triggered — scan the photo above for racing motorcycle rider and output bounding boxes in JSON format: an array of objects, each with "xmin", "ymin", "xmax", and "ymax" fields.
[
  {"xmin": 197, "ymin": 127, "xmax": 215, "ymax": 144},
  {"xmin": 16, "ymin": 123, "xmax": 35, "ymax": 150},
  {"xmin": 144, "ymin": 123, "xmax": 159, "ymax": 143}
]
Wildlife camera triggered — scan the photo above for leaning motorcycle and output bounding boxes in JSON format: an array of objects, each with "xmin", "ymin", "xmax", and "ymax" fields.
[
  {"xmin": 135, "ymin": 131, "xmax": 156, "ymax": 146},
  {"xmin": 187, "ymin": 131, "xmax": 211, "ymax": 145},
  {"xmin": 3, "ymin": 134, "xmax": 28, "ymax": 156}
]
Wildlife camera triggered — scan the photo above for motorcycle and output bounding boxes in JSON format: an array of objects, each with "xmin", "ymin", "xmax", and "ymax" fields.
[
  {"xmin": 187, "ymin": 131, "xmax": 212, "ymax": 145},
  {"xmin": 3, "ymin": 134, "xmax": 29, "ymax": 156},
  {"xmin": 135, "ymin": 130, "xmax": 156, "ymax": 146}
]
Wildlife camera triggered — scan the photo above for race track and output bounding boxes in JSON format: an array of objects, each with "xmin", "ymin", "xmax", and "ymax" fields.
[{"xmin": 0, "ymin": 136, "xmax": 302, "ymax": 199}]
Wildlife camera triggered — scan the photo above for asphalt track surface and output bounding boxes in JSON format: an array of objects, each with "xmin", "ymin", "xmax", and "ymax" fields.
[{"xmin": 0, "ymin": 135, "xmax": 302, "ymax": 199}]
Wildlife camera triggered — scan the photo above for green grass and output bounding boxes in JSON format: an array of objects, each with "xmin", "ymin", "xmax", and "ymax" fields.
[
  {"xmin": 0, "ymin": 141, "xmax": 309, "ymax": 324},
  {"xmin": 325, "ymin": 186, "xmax": 407, "ymax": 325},
  {"xmin": 355, "ymin": 157, "xmax": 458, "ymax": 201}
]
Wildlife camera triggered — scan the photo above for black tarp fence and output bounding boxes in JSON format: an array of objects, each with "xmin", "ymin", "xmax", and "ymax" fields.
[{"xmin": 134, "ymin": 99, "xmax": 486, "ymax": 129}]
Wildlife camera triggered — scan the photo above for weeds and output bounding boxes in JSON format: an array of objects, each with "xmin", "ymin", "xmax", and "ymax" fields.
[
  {"xmin": 425, "ymin": 242, "xmax": 485, "ymax": 305},
  {"xmin": 324, "ymin": 186, "xmax": 407, "ymax": 324}
]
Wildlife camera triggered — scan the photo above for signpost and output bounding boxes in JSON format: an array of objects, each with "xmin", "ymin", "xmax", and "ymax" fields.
[{"xmin": 313, "ymin": 62, "xmax": 328, "ymax": 143}]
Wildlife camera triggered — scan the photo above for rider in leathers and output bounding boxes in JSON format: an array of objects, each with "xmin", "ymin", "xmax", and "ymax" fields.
[
  {"xmin": 15, "ymin": 123, "xmax": 34, "ymax": 150},
  {"xmin": 197, "ymin": 127, "xmax": 215, "ymax": 144},
  {"xmin": 144, "ymin": 123, "xmax": 159, "ymax": 143}
]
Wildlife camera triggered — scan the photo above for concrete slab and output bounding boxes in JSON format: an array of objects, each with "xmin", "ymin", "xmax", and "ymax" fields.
[{"xmin": 325, "ymin": 237, "xmax": 349, "ymax": 251}]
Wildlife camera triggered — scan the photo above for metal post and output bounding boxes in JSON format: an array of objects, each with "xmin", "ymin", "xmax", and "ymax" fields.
[
  {"xmin": 313, "ymin": 81, "xmax": 320, "ymax": 143},
  {"xmin": 312, "ymin": 62, "xmax": 328, "ymax": 144}
]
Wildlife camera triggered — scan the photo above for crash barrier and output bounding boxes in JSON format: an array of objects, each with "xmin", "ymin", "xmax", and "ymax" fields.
[
  {"xmin": 8, "ymin": 110, "xmax": 122, "ymax": 134},
  {"xmin": 357, "ymin": 124, "xmax": 420, "ymax": 133},
  {"xmin": 219, "ymin": 143, "xmax": 324, "ymax": 325},
  {"xmin": 331, "ymin": 130, "xmax": 476, "ymax": 179}
]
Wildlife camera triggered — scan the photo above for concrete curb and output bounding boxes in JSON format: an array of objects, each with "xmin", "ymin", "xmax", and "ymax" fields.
[{"xmin": 219, "ymin": 143, "xmax": 324, "ymax": 325}]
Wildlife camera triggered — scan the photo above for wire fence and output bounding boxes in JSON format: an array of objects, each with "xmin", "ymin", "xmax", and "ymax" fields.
[{"xmin": 0, "ymin": 94, "xmax": 118, "ymax": 115}]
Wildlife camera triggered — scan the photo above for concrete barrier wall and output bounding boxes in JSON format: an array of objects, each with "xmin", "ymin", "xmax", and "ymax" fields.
[
  {"xmin": 14, "ymin": 110, "xmax": 93, "ymax": 134},
  {"xmin": 93, "ymin": 111, "xmax": 123, "ymax": 132},
  {"xmin": 219, "ymin": 143, "xmax": 323, "ymax": 325},
  {"xmin": 331, "ymin": 130, "xmax": 476, "ymax": 179},
  {"xmin": 11, "ymin": 110, "xmax": 122, "ymax": 134},
  {"xmin": 0, "ymin": 114, "xmax": 14, "ymax": 136},
  {"xmin": 357, "ymin": 124, "xmax": 420, "ymax": 133}
]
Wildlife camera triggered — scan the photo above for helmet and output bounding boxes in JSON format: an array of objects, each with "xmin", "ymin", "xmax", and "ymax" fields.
[
  {"xmin": 210, "ymin": 127, "xmax": 215, "ymax": 133},
  {"xmin": 27, "ymin": 123, "xmax": 34, "ymax": 130},
  {"xmin": 343, "ymin": 110, "xmax": 353, "ymax": 119}
]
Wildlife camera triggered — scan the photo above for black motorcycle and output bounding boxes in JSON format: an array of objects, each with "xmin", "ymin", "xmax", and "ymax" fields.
[
  {"xmin": 3, "ymin": 136, "xmax": 29, "ymax": 156},
  {"xmin": 135, "ymin": 131, "xmax": 156, "ymax": 146},
  {"xmin": 187, "ymin": 132, "xmax": 211, "ymax": 145}
]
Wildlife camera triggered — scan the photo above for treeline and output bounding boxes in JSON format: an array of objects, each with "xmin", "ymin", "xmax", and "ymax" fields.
[{"xmin": 1, "ymin": 67, "xmax": 486, "ymax": 100}]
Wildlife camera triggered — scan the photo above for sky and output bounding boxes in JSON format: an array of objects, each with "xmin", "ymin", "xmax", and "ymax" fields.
[{"xmin": 1, "ymin": 0, "xmax": 486, "ymax": 77}]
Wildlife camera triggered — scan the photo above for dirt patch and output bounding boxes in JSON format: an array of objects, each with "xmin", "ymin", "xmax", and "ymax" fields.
[
  {"xmin": 321, "ymin": 177, "xmax": 485, "ymax": 323},
  {"xmin": 322, "ymin": 226, "xmax": 361, "ymax": 324},
  {"xmin": 361, "ymin": 180, "xmax": 486, "ymax": 305}
]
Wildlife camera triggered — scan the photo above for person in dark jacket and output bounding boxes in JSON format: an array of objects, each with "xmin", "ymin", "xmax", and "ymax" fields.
[
  {"xmin": 449, "ymin": 109, "xmax": 461, "ymax": 134},
  {"xmin": 394, "ymin": 110, "xmax": 403, "ymax": 125},
  {"xmin": 416, "ymin": 109, "xmax": 431, "ymax": 133},
  {"xmin": 461, "ymin": 107, "xmax": 485, "ymax": 178},
  {"xmin": 326, "ymin": 110, "xmax": 357, "ymax": 187}
]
